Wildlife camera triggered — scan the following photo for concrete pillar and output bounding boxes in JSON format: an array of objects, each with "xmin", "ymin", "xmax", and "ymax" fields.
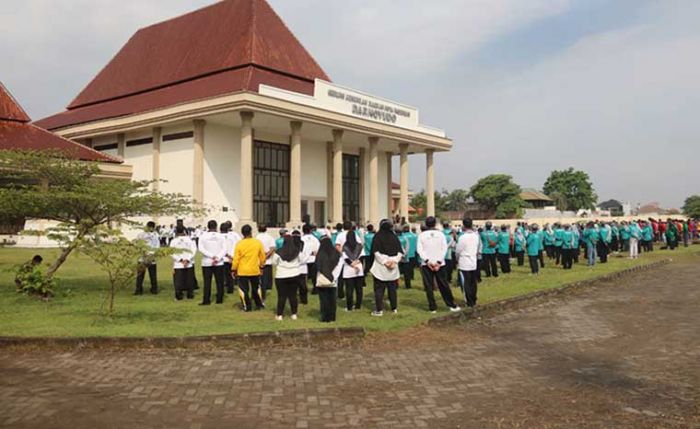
[
  {"xmin": 326, "ymin": 141, "xmax": 334, "ymax": 225},
  {"xmin": 426, "ymin": 149, "xmax": 435, "ymax": 217},
  {"xmin": 332, "ymin": 129, "xmax": 344, "ymax": 224},
  {"xmin": 368, "ymin": 137, "xmax": 379, "ymax": 226},
  {"xmin": 192, "ymin": 120, "xmax": 206, "ymax": 205},
  {"xmin": 358, "ymin": 147, "xmax": 366, "ymax": 225},
  {"xmin": 116, "ymin": 133, "xmax": 125, "ymax": 158},
  {"xmin": 386, "ymin": 152, "xmax": 393, "ymax": 218},
  {"xmin": 239, "ymin": 111, "xmax": 255, "ymax": 225},
  {"xmin": 288, "ymin": 121, "xmax": 303, "ymax": 228},
  {"xmin": 399, "ymin": 143, "xmax": 409, "ymax": 220},
  {"xmin": 152, "ymin": 127, "xmax": 161, "ymax": 192}
]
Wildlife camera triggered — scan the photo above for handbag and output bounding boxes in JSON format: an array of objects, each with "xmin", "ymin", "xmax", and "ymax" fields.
[{"xmin": 316, "ymin": 273, "xmax": 334, "ymax": 288}]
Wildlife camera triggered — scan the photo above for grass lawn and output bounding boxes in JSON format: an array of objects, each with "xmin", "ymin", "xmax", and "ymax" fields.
[{"xmin": 0, "ymin": 246, "xmax": 695, "ymax": 337}]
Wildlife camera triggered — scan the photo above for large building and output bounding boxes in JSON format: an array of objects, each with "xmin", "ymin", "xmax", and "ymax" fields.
[{"xmin": 37, "ymin": 0, "xmax": 452, "ymax": 229}]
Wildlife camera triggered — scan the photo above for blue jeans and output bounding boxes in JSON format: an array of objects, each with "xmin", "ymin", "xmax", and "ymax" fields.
[{"xmin": 587, "ymin": 244, "xmax": 597, "ymax": 266}]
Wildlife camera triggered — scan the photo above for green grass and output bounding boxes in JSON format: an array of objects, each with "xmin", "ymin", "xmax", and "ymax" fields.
[{"xmin": 0, "ymin": 246, "xmax": 695, "ymax": 337}]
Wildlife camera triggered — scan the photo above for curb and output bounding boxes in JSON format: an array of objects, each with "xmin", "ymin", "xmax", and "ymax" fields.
[
  {"xmin": 0, "ymin": 327, "xmax": 366, "ymax": 349},
  {"xmin": 428, "ymin": 258, "xmax": 673, "ymax": 327}
]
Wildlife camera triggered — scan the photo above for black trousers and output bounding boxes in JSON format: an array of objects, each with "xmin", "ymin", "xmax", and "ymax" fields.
[
  {"xmin": 444, "ymin": 259, "xmax": 454, "ymax": 284},
  {"xmin": 275, "ymin": 277, "xmax": 299, "ymax": 316},
  {"xmin": 538, "ymin": 250, "xmax": 545, "ymax": 268},
  {"xmin": 223, "ymin": 262, "xmax": 234, "ymax": 294},
  {"xmin": 459, "ymin": 270, "xmax": 478, "ymax": 307},
  {"xmin": 597, "ymin": 242, "xmax": 609, "ymax": 263},
  {"xmin": 201, "ymin": 265, "xmax": 225, "ymax": 304},
  {"xmin": 515, "ymin": 251, "xmax": 525, "ymax": 266},
  {"xmin": 498, "ymin": 253, "xmax": 511, "ymax": 274},
  {"xmin": 420, "ymin": 265, "xmax": 457, "ymax": 311},
  {"xmin": 562, "ymin": 248, "xmax": 573, "ymax": 269},
  {"xmin": 555, "ymin": 246, "xmax": 562, "ymax": 265},
  {"xmin": 337, "ymin": 267, "xmax": 345, "ymax": 299},
  {"xmin": 476, "ymin": 259, "xmax": 482, "ymax": 282},
  {"xmin": 297, "ymin": 274, "xmax": 308, "ymax": 305},
  {"xmin": 482, "ymin": 254, "xmax": 498, "ymax": 277},
  {"xmin": 400, "ymin": 260, "xmax": 414, "ymax": 289},
  {"xmin": 307, "ymin": 263, "xmax": 317, "ymax": 288},
  {"xmin": 238, "ymin": 276, "xmax": 263, "ymax": 311},
  {"xmin": 373, "ymin": 278, "xmax": 398, "ymax": 312},
  {"xmin": 318, "ymin": 288, "xmax": 337, "ymax": 322},
  {"xmin": 362, "ymin": 255, "xmax": 374, "ymax": 276},
  {"xmin": 344, "ymin": 276, "xmax": 364, "ymax": 310},
  {"xmin": 528, "ymin": 255, "xmax": 539, "ymax": 274},
  {"xmin": 135, "ymin": 263, "xmax": 158, "ymax": 294},
  {"xmin": 173, "ymin": 267, "xmax": 194, "ymax": 300},
  {"xmin": 261, "ymin": 265, "xmax": 273, "ymax": 297},
  {"xmin": 545, "ymin": 245, "xmax": 555, "ymax": 259}
]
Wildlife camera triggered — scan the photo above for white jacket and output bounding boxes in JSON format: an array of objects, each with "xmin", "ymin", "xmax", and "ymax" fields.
[
  {"xmin": 170, "ymin": 236, "xmax": 196, "ymax": 269},
  {"xmin": 198, "ymin": 231, "xmax": 226, "ymax": 267},
  {"xmin": 301, "ymin": 234, "xmax": 320, "ymax": 263},
  {"xmin": 222, "ymin": 231, "xmax": 242, "ymax": 264},
  {"xmin": 456, "ymin": 230, "xmax": 481, "ymax": 271},
  {"xmin": 271, "ymin": 254, "xmax": 301, "ymax": 279},
  {"xmin": 417, "ymin": 229, "xmax": 448, "ymax": 266},
  {"xmin": 370, "ymin": 251, "xmax": 403, "ymax": 281}
]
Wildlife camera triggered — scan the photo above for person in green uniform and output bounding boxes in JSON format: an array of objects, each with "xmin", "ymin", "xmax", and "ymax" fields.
[
  {"xmin": 543, "ymin": 224, "xmax": 556, "ymax": 260},
  {"xmin": 497, "ymin": 225, "xmax": 511, "ymax": 274},
  {"xmin": 583, "ymin": 222, "xmax": 598, "ymax": 266},
  {"xmin": 442, "ymin": 222, "xmax": 455, "ymax": 284},
  {"xmin": 514, "ymin": 223, "xmax": 527, "ymax": 266},
  {"xmin": 526, "ymin": 225, "xmax": 542, "ymax": 274},
  {"xmin": 619, "ymin": 221, "xmax": 631, "ymax": 252},
  {"xmin": 363, "ymin": 224, "xmax": 375, "ymax": 274},
  {"xmin": 665, "ymin": 219, "xmax": 679, "ymax": 250},
  {"xmin": 480, "ymin": 222, "xmax": 499, "ymax": 278},
  {"xmin": 561, "ymin": 224, "xmax": 575, "ymax": 269},
  {"xmin": 399, "ymin": 226, "xmax": 414, "ymax": 289},
  {"xmin": 641, "ymin": 221, "xmax": 654, "ymax": 252},
  {"xmin": 553, "ymin": 223, "xmax": 564, "ymax": 265}
]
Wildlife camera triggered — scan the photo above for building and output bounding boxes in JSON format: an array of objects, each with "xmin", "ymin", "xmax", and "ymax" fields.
[
  {"xmin": 597, "ymin": 199, "xmax": 624, "ymax": 216},
  {"xmin": 520, "ymin": 188, "xmax": 554, "ymax": 209},
  {"xmin": 36, "ymin": 0, "xmax": 452, "ymax": 229},
  {"xmin": 390, "ymin": 182, "xmax": 415, "ymax": 218}
]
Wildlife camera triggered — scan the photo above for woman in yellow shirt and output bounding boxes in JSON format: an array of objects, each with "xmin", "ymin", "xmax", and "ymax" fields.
[{"xmin": 232, "ymin": 225, "xmax": 266, "ymax": 311}]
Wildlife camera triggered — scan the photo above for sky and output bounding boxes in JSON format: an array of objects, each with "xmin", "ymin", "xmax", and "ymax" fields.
[{"xmin": 2, "ymin": 0, "xmax": 698, "ymax": 209}]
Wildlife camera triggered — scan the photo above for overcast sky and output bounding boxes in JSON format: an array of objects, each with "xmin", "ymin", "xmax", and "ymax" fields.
[{"xmin": 2, "ymin": 0, "xmax": 698, "ymax": 208}]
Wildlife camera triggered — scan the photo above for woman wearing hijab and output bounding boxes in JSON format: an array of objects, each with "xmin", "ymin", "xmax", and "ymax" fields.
[
  {"xmin": 315, "ymin": 237, "xmax": 344, "ymax": 322},
  {"xmin": 342, "ymin": 227, "xmax": 365, "ymax": 311},
  {"xmin": 271, "ymin": 236, "xmax": 301, "ymax": 321},
  {"xmin": 370, "ymin": 219, "xmax": 404, "ymax": 316}
]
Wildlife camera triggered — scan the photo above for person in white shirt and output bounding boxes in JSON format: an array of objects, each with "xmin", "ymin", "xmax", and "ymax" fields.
[
  {"xmin": 341, "ymin": 228, "xmax": 365, "ymax": 311},
  {"xmin": 220, "ymin": 221, "xmax": 242, "ymax": 295},
  {"xmin": 270, "ymin": 236, "xmax": 302, "ymax": 320},
  {"xmin": 170, "ymin": 225, "xmax": 197, "ymax": 300},
  {"xmin": 369, "ymin": 219, "xmax": 403, "ymax": 316},
  {"xmin": 417, "ymin": 216, "xmax": 461, "ymax": 314},
  {"xmin": 134, "ymin": 221, "xmax": 160, "ymax": 295},
  {"xmin": 293, "ymin": 230, "xmax": 313, "ymax": 304},
  {"xmin": 334, "ymin": 221, "xmax": 363, "ymax": 299},
  {"xmin": 198, "ymin": 220, "xmax": 227, "ymax": 305},
  {"xmin": 455, "ymin": 218, "xmax": 481, "ymax": 308},
  {"xmin": 256, "ymin": 224, "xmax": 276, "ymax": 301},
  {"xmin": 301, "ymin": 224, "xmax": 320, "ymax": 294}
]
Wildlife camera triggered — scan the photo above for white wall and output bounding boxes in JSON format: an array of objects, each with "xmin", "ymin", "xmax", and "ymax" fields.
[
  {"xmin": 123, "ymin": 142, "xmax": 153, "ymax": 182},
  {"xmin": 203, "ymin": 122, "xmax": 240, "ymax": 224},
  {"xmin": 300, "ymin": 139, "xmax": 327, "ymax": 199},
  {"xmin": 378, "ymin": 151, "xmax": 389, "ymax": 217}
]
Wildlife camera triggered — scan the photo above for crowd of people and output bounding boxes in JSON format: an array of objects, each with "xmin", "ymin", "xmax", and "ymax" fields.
[{"xmin": 133, "ymin": 216, "xmax": 697, "ymax": 322}]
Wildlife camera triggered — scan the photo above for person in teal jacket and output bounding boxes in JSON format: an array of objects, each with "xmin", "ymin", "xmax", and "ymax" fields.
[
  {"xmin": 480, "ymin": 222, "xmax": 499, "ymax": 277},
  {"xmin": 610, "ymin": 223, "xmax": 620, "ymax": 253},
  {"xmin": 571, "ymin": 224, "xmax": 581, "ymax": 264},
  {"xmin": 497, "ymin": 225, "xmax": 511, "ymax": 274},
  {"xmin": 561, "ymin": 224, "xmax": 575, "ymax": 269},
  {"xmin": 619, "ymin": 221, "xmax": 631, "ymax": 252},
  {"xmin": 362, "ymin": 224, "xmax": 375, "ymax": 275},
  {"xmin": 514, "ymin": 223, "xmax": 527, "ymax": 267},
  {"xmin": 582, "ymin": 222, "xmax": 598, "ymax": 266},
  {"xmin": 526, "ymin": 224, "xmax": 542, "ymax": 274},
  {"xmin": 641, "ymin": 221, "xmax": 654, "ymax": 252},
  {"xmin": 553, "ymin": 223, "xmax": 564, "ymax": 265},
  {"xmin": 597, "ymin": 222, "xmax": 611, "ymax": 263},
  {"xmin": 543, "ymin": 224, "xmax": 556, "ymax": 260},
  {"xmin": 537, "ymin": 226, "xmax": 546, "ymax": 268},
  {"xmin": 442, "ymin": 222, "xmax": 455, "ymax": 284}
]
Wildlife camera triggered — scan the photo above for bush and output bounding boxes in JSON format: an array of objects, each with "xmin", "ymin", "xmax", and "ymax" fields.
[{"xmin": 14, "ymin": 264, "xmax": 56, "ymax": 299}]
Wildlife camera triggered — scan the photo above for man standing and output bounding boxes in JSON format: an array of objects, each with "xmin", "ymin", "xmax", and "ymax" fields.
[
  {"xmin": 442, "ymin": 222, "xmax": 455, "ymax": 284},
  {"xmin": 526, "ymin": 225, "xmax": 542, "ymax": 275},
  {"xmin": 417, "ymin": 217, "xmax": 461, "ymax": 314},
  {"xmin": 629, "ymin": 221, "xmax": 642, "ymax": 259},
  {"xmin": 198, "ymin": 220, "xmax": 227, "ymax": 305},
  {"xmin": 221, "ymin": 221, "xmax": 241, "ymax": 294},
  {"xmin": 583, "ymin": 222, "xmax": 598, "ymax": 266},
  {"xmin": 256, "ymin": 224, "xmax": 276, "ymax": 301},
  {"xmin": 561, "ymin": 224, "xmax": 575, "ymax": 270},
  {"xmin": 496, "ymin": 225, "xmax": 511, "ymax": 274},
  {"xmin": 553, "ymin": 223, "xmax": 564, "ymax": 265},
  {"xmin": 362, "ymin": 224, "xmax": 376, "ymax": 275},
  {"xmin": 399, "ymin": 226, "xmax": 414, "ymax": 289},
  {"xmin": 514, "ymin": 222, "xmax": 527, "ymax": 266},
  {"xmin": 233, "ymin": 224, "xmax": 267, "ymax": 311},
  {"xmin": 134, "ymin": 221, "xmax": 160, "ymax": 295},
  {"xmin": 170, "ymin": 226, "xmax": 196, "ymax": 301},
  {"xmin": 479, "ymin": 221, "xmax": 499, "ymax": 278},
  {"xmin": 302, "ymin": 224, "xmax": 320, "ymax": 292},
  {"xmin": 455, "ymin": 218, "xmax": 480, "ymax": 308}
]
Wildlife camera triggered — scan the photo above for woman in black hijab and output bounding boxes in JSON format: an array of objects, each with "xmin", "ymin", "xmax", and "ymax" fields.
[
  {"xmin": 315, "ymin": 236, "xmax": 343, "ymax": 322},
  {"xmin": 369, "ymin": 219, "xmax": 404, "ymax": 316},
  {"xmin": 342, "ymin": 228, "xmax": 365, "ymax": 311},
  {"xmin": 272, "ymin": 236, "xmax": 301, "ymax": 320}
]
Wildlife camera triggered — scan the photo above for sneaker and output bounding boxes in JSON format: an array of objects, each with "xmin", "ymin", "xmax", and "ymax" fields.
[
  {"xmin": 371, "ymin": 311, "xmax": 383, "ymax": 317},
  {"xmin": 392, "ymin": 309, "xmax": 398, "ymax": 314},
  {"xmin": 275, "ymin": 315, "xmax": 283, "ymax": 321},
  {"xmin": 344, "ymin": 308, "xmax": 351, "ymax": 312},
  {"xmin": 450, "ymin": 306, "xmax": 462, "ymax": 312},
  {"xmin": 290, "ymin": 314, "xmax": 297, "ymax": 321},
  {"xmin": 429, "ymin": 310, "xmax": 437, "ymax": 314}
]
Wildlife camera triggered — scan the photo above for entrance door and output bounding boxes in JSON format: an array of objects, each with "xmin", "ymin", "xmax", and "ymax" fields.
[
  {"xmin": 314, "ymin": 200, "xmax": 325, "ymax": 226},
  {"xmin": 253, "ymin": 141, "xmax": 290, "ymax": 227},
  {"xmin": 342, "ymin": 154, "xmax": 360, "ymax": 224}
]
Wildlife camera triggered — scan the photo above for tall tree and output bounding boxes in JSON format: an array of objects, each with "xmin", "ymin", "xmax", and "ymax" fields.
[
  {"xmin": 542, "ymin": 168, "xmax": 597, "ymax": 211},
  {"xmin": 410, "ymin": 190, "xmax": 448, "ymax": 219},
  {"xmin": 443, "ymin": 188, "xmax": 470, "ymax": 212},
  {"xmin": 682, "ymin": 195, "xmax": 700, "ymax": 218},
  {"xmin": 0, "ymin": 150, "xmax": 200, "ymax": 279},
  {"xmin": 469, "ymin": 174, "xmax": 525, "ymax": 219}
]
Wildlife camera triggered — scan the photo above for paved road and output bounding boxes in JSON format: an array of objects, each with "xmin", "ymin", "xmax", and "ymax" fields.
[{"xmin": 1, "ymin": 260, "xmax": 699, "ymax": 428}]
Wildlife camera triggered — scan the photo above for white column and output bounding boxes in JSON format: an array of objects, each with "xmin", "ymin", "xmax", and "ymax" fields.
[
  {"xmin": 332, "ymin": 129, "xmax": 344, "ymax": 224},
  {"xmin": 368, "ymin": 137, "xmax": 379, "ymax": 226},
  {"xmin": 426, "ymin": 149, "xmax": 435, "ymax": 217},
  {"xmin": 386, "ymin": 152, "xmax": 393, "ymax": 218},
  {"xmin": 399, "ymin": 143, "xmax": 409, "ymax": 220},
  {"xmin": 288, "ymin": 121, "xmax": 303, "ymax": 228},
  {"xmin": 116, "ymin": 133, "xmax": 125, "ymax": 158},
  {"xmin": 192, "ymin": 119, "xmax": 206, "ymax": 205},
  {"xmin": 152, "ymin": 127, "xmax": 162, "ymax": 191},
  {"xmin": 239, "ymin": 111, "xmax": 255, "ymax": 225},
  {"xmin": 326, "ymin": 141, "xmax": 334, "ymax": 225},
  {"xmin": 358, "ymin": 147, "xmax": 366, "ymax": 225}
]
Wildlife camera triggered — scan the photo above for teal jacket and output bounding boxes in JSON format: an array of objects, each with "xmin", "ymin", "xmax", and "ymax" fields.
[
  {"xmin": 514, "ymin": 227, "xmax": 526, "ymax": 252},
  {"xmin": 641, "ymin": 225, "xmax": 653, "ymax": 241},
  {"xmin": 619, "ymin": 226, "xmax": 630, "ymax": 240},
  {"xmin": 544, "ymin": 230, "xmax": 556, "ymax": 245},
  {"xmin": 497, "ymin": 231, "xmax": 511, "ymax": 254},
  {"xmin": 554, "ymin": 228, "xmax": 564, "ymax": 247},
  {"xmin": 480, "ymin": 230, "xmax": 498, "ymax": 255},
  {"xmin": 599, "ymin": 226, "xmax": 612, "ymax": 244},
  {"xmin": 561, "ymin": 230, "xmax": 575, "ymax": 249},
  {"xmin": 405, "ymin": 232, "xmax": 417, "ymax": 258},
  {"xmin": 629, "ymin": 224, "xmax": 642, "ymax": 240},
  {"xmin": 526, "ymin": 232, "xmax": 541, "ymax": 256},
  {"xmin": 583, "ymin": 228, "xmax": 599, "ymax": 248},
  {"xmin": 363, "ymin": 232, "xmax": 375, "ymax": 256}
]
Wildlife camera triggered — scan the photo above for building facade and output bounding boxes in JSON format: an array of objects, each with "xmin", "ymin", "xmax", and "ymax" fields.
[{"xmin": 37, "ymin": 0, "xmax": 452, "ymax": 230}]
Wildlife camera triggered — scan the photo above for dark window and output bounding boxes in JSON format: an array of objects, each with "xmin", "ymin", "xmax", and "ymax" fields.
[
  {"xmin": 126, "ymin": 137, "xmax": 153, "ymax": 147},
  {"xmin": 94, "ymin": 143, "xmax": 118, "ymax": 151},
  {"xmin": 253, "ymin": 141, "xmax": 290, "ymax": 227},
  {"xmin": 342, "ymin": 154, "xmax": 360, "ymax": 223},
  {"xmin": 162, "ymin": 131, "xmax": 194, "ymax": 142}
]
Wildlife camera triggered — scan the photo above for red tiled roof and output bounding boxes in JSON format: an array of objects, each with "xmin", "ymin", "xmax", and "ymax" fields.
[
  {"xmin": 37, "ymin": 0, "xmax": 329, "ymax": 130},
  {"xmin": 0, "ymin": 83, "xmax": 120, "ymax": 163}
]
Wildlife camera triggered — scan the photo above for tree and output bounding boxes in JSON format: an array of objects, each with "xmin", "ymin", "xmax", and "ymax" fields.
[
  {"xmin": 0, "ymin": 150, "xmax": 200, "ymax": 280},
  {"xmin": 442, "ymin": 189, "xmax": 470, "ymax": 212},
  {"xmin": 542, "ymin": 168, "xmax": 597, "ymax": 211},
  {"xmin": 682, "ymin": 195, "xmax": 700, "ymax": 218},
  {"xmin": 469, "ymin": 174, "xmax": 525, "ymax": 219},
  {"xmin": 410, "ymin": 190, "xmax": 448, "ymax": 220}
]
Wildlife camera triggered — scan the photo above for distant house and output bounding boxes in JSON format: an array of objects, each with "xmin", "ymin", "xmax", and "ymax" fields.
[
  {"xmin": 520, "ymin": 188, "xmax": 554, "ymax": 209},
  {"xmin": 597, "ymin": 199, "xmax": 624, "ymax": 216}
]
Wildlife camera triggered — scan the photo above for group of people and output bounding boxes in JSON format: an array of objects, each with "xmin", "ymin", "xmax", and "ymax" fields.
[{"xmin": 134, "ymin": 216, "xmax": 696, "ymax": 322}]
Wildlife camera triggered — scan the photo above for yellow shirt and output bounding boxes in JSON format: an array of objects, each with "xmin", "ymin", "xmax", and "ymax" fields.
[{"xmin": 232, "ymin": 237, "xmax": 266, "ymax": 276}]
